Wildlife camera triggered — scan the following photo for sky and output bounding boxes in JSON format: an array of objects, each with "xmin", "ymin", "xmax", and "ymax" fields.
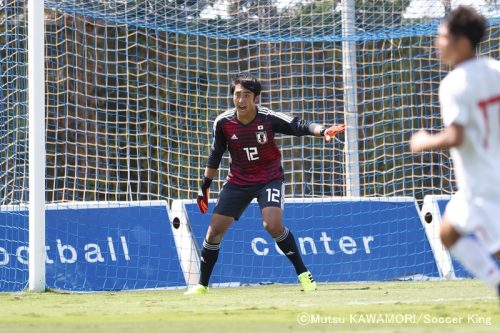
[
  {"xmin": 199, "ymin": 0, "xmax": 500, "ymax": 20},
  {"xmin": 199, "ymin": 0, "xmax": 311, "ymax": 20},
  {"xmin": 403, "ymin": 0, "xmax": 500, "ymax": 19}
]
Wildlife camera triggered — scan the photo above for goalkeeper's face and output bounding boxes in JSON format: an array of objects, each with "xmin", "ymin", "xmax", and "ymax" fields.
[{"xmin": 233, "ymin": 84, "xmax": 258, "ymax": 117}]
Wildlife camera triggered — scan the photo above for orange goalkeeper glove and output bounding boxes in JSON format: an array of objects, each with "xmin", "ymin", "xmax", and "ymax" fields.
[
  {"xmin": 321, "ymin": 124, "xmax": 346, "ymax": 141},
  {"xmin": 196, "ymin": 177, "xmax": 212, "ymax": 214}
]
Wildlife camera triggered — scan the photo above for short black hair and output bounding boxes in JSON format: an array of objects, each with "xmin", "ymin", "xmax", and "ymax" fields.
[
  {"xmin": 443, "ymin": 6, "xmax": 486, "ymax": 49},
  {"xmin": 230, "ymin": 73, "xmax": 262, "ymax": 96}
]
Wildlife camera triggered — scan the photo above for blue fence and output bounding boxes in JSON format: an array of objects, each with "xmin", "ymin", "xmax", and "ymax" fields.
[
  {"xmin": 1, "ymin": 198, "xmax": 444, "ymax": 291},
  {"xmin": 185, "ymin": 198, "xmax": 439, "ymax": 285},
  {"xmin": 0, "ymin": 202, "xmax": 185, "ymax": 292}
]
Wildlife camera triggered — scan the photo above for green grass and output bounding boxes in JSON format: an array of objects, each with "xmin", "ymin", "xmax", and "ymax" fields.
[{"xmin": 0, "ymin": 280, "xmax": 498, "ymax": 333}]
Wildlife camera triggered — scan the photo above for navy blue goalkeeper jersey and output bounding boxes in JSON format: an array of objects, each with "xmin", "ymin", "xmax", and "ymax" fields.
[{"xmin": 206, "ymin": 106, "xmax": 313, "ymax": 186}]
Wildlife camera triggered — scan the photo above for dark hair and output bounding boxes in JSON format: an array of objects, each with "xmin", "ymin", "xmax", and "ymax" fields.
[
  {"xmin": 230, "ymin": 73, "xmax": 262, "ymax": 96},
  {"xmin": 443, "ymin": 6, "xmax": 486, "ymax": 49}
]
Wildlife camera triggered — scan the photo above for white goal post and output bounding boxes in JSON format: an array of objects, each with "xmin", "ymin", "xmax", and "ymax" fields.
[{"xmin": 28, "ymin": 0, "xmax": 46, "ymax": 292}]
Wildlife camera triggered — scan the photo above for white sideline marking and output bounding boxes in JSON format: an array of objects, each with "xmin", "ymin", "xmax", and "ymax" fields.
[{"xmin": 347, "ymin": 296, "xmax": 496, "ymax": 305}]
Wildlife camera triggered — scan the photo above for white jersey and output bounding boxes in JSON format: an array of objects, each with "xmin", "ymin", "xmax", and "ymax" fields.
[{"xmin": 440, "ymin": 57, "xmax": 500, "ymax": 198}]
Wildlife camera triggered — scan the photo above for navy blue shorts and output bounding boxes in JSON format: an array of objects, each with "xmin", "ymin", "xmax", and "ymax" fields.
[{"xmin": 213, "ymin": 179, "xmax": 284, "ymax": 220}]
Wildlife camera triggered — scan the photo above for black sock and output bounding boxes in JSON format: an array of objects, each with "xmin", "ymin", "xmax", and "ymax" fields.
[
  {"xmin": 274, "ymin": 227, "xmax": 307, "ymax": 275},
  {"xmin": 199, "ymin": 240, "xmax": 220, "ymax": 287}
]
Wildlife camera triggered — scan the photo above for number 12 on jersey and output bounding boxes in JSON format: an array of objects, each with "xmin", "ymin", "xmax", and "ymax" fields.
[{"xmin": 243, "ymin": 147, "xmax": 259, "ymax": 161}]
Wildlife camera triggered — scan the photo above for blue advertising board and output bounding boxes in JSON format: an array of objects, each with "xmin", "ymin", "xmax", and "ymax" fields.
[
  {"xmin": 0, "ymin": 210, "xmax": 28, "ymax": 292},
  {"xmin": 0, "ymin": 202, "xmax": 185, "ymax": 292},
  {"xmin": 185, "ymin": 198, "xmax": 439, "ymax": 285}
]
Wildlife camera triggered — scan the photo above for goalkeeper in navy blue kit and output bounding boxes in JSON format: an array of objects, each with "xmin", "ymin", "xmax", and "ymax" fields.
[{"xmin": 185, "ymin": 73, "xmax": 345, "ymax": 295}]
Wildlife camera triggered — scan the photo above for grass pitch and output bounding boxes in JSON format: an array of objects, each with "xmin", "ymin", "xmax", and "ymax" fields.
[{"xmin": 0, "ymin": 279, "xmax": 498, "ymax": 333}]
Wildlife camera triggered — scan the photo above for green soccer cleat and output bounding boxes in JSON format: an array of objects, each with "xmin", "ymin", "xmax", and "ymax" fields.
[
  {"xmin": 184, "ymin": 284, "xmax": 209, "ymax": 295},
  {"xmin": 298, "ymin": 271, "xmax": 317, "ymax": 292}
]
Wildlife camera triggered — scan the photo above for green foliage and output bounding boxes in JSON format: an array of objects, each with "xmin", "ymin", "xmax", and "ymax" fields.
[{"xmin": 3, "ymin": 1, "xmax": 498, "ymax": 202}]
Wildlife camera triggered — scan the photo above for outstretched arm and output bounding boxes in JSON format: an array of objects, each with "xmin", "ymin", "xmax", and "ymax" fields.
[
  {"xmin": 308, "ymin": 123, "xmax": 346, "ymax": 142},
  {"xmin": 270, "ymin": 111, "xmax": 346, "ymax": 141}
]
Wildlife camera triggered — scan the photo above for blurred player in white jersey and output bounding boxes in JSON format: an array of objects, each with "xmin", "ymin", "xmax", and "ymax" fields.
[{"xmin": 411, "ymin": 6, "xmax": 500, "ymax": 299}]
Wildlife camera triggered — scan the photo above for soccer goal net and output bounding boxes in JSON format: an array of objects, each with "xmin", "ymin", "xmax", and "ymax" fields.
[{"xmin": 0, "ymin": 1, "xmax": 499, "ymax": 291}]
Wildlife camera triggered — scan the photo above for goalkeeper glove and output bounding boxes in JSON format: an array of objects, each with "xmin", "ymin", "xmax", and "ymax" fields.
[
  {"xmin": 320, "ymin": 124, "xmax": 346, "ymax": 141},
  {"xmin": 197, "ymin": 177, "xmax": 212, "ymax": 214}
]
